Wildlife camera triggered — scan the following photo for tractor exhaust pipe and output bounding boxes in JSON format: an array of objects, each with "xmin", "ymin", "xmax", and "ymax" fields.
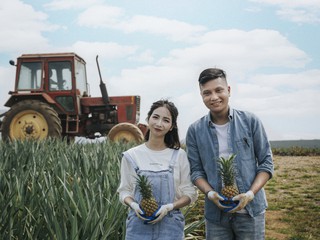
[{"xmin": 96, "ymin": 55, "xmax": 109, "ymax": 104}]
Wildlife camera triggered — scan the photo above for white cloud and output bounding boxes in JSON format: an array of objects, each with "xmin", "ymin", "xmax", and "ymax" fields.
[
  {"xmin": 250, "ymin": 0, "xmax": 320, "ymax": 24},
  {"xmin": 128, "ymin": 50, "xmax": 155, "ymax": 63},
  {"xmin": 159, "ymin": 29, "xmax": 310, "ymax": 72},
  {"xmin": 245, "ymin": 6, "xmax": 262, "ymax": 13},
  {"xmin": 118, "ymin": 15, "xmax": 207, "ymax": 42},
  {"xmin": 249, "ymin": 69, "xmax": 320, "ymax": 89},
  {"xmin": 233, "ymin": 70, "xmax": 320, "ymax": 118},
  {"xmin": 0, "ymin": 0, "xmax": 60, "ymax": 53},
  {"xmin": 72, "ymin": 41, "xmax": 138, "ymax": 59},
  {"xmin": 77, "ymin": 5, "xmax": 125, "ymax": 27},
  {"xmin": 277, "ymin": 8, "xmax": 320, "ymax": 24},
  {"xmin": 252, "ymin": 0, "xmax": 320, "ymax": 8},
  {"xmin": 44, "ymin": 0, "xmax": 105, "ymax": 10},
  {"xmin": 77, "ymin": 5, "xmax": 206, "ymax": 42}
]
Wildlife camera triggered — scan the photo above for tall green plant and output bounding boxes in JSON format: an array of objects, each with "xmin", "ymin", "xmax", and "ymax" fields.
[
  {"xmin": 0, "ymin": 139, "xmax": 204, "ymax": 239},
  {"xmin": 0, "ymin": 139, "xmax": 132, "ymax": 239}
]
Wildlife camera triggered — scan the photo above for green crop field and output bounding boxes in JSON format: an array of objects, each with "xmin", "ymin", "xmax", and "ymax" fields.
[
  {"xmin": 0, "ymin": 140, "xmax": 203, "ymax": 239},
  {"xmin": 0, "ymin": 140, "xmax": 319, "ymax": 239}
]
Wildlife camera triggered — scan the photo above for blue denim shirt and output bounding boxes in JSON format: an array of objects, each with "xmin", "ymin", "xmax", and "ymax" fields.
[{"xmin": 186, "ymin": 108, "xmax": 274, "ymax": 223}]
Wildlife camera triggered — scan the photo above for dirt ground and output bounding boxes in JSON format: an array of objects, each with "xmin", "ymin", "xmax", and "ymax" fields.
[{"xmin": 265, "ymin": 156, "xmax": 320, "ymax": 240}]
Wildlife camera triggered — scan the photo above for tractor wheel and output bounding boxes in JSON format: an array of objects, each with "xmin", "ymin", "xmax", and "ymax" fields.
[
  {"xmin": 108, "ymin": 122, "xmax": 144, "ymax": 143},
  {"xmin": 1, "ymin": 100, "xmax": 62, "ymax": 141}
]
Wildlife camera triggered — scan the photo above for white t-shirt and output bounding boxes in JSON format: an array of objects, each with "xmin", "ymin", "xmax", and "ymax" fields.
[
  {"xmin": 117, "ymin": 143, "xmax": 198, "ymax": 205},
  {"xmin": 212, "ymin": 122, "xmax": 230, "ymax": 158},
  {"xmin": 212, "ymin": 121, "xmax": 248, "ymax": 214}
]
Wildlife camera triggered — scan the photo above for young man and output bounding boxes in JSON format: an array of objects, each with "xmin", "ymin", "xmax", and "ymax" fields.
[{"xmin": 186, "ymin": 68, "xmax": 274, "ymax": 239}]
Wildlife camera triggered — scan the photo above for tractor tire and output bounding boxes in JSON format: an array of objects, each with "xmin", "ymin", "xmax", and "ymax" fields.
[
  {"xmin": 108, "ymin": 122, "xmax": 144, "ymax": 143},
  {"xmin": 1, "ymin": 100, "xmax": 62, "ymax": 141}
]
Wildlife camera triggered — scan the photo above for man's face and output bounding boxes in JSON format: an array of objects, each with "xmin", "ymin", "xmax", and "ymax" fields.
[{"xmin": 200, "ymin": 78, "xmax": 230, "ymax": 115}]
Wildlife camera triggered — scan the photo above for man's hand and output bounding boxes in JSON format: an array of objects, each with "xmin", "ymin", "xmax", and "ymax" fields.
[
  {"xmin": 149, "ymin": 203, "xmax": 174, "ymax": 224},
  {"xmin": 207, "ymin": 190, "xmax": 232, "ymax": 210},
  {"xmin": 229, "ymin": 190, "xmax": 254, "ymax": 213},
  {"xmin": 130, "ymin": 202, "xmax": 148, "ymax": 220}
]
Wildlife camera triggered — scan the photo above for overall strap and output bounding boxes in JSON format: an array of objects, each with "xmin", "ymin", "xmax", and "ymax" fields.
[
  {"xmin": 123, "ymin": 151, "xmax": 139, "ymax": 173},
  {"xmin": 168, "ymin": 149, "xmax": 179, "ymax": 171}
]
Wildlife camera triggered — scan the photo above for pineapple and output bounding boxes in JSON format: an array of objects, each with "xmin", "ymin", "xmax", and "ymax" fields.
[
  {"xmin": 218, "ymin": 154, "xmax": 239, "ymax": 199},
  {"xmin": 135, "ymin": 174, "xmax": 159, "ymax": 216}
]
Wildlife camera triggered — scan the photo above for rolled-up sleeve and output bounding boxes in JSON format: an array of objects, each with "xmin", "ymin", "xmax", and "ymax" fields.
[
  {"xmin": 252, "ymin": 115, "xmax": 274, "ymax": 179},
  {"xmin": 186, "ymin": 124, "xmax": 207, "ymax": 183}
]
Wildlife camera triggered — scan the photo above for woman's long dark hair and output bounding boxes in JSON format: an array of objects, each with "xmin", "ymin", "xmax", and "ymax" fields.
[{"xmin": 144, "ymin": 99, "xmax": 180, "ymax": 149}]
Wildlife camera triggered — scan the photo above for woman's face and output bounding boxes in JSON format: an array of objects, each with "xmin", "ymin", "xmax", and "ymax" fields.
[{"xmin": 147, "ymin": 106, "xmax": 172, "ymax": 138}]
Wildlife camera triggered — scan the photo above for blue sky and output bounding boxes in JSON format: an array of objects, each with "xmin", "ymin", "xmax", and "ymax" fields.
[{"xmin": 0, "ymin": 0, "xmax": 319, "ymax": 140}]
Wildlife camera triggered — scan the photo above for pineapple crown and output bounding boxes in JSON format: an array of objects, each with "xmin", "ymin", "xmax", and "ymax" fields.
[
  {"xmin": 217, "ymin": 154, "xmax": 237, "ymax": 186},
  {"xmin": 135, "ymin": 174, "xmax": 154, "ymax": 199}
]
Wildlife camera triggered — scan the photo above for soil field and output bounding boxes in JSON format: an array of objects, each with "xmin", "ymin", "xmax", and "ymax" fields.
[{"xmin": 265, "ymin": 156, "xmax": 320, "ymax": 240}]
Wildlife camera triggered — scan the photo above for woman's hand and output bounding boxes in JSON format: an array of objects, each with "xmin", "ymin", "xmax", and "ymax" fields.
[{"xmin": 149, "ymin": 203, "xmax": 174, "ymax": 224}]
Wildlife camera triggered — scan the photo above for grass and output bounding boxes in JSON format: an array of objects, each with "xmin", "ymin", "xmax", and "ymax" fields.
[{"xmin": 265, "ymin": 156, "xmax": 320, "ymax": 240}]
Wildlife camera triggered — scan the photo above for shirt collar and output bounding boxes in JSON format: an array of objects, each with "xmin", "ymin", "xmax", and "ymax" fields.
[{"xmin": 206, "ymin": 107, "xmax": 233, "ymax": 127}]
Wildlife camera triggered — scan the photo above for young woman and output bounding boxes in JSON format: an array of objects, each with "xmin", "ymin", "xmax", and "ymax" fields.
[{"xmin": 117, "ymin": 99, "xmax": 197, "ymax": 240}]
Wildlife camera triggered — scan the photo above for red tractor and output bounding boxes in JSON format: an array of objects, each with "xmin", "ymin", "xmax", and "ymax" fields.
[{"xmin": 0, "ymin": 52, "xmax": 147, "ymax": 142}]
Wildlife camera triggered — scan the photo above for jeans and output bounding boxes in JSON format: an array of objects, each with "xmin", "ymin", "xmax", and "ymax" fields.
[{"xmin": 206, "ymin": 212, "xmax": 265, "ymax": 240}]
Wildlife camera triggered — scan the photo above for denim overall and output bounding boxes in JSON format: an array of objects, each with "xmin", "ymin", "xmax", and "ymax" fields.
[{"xmin": 124, "ymin": 150, "xmax": 185, "ymax": 240}]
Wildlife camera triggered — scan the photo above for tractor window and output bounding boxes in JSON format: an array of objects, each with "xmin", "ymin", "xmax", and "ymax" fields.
[
  {"xmin": 49, "ymin": 61, "xmax": 72, "ymax": 91},
  {"xmin": 75, "ymin": 60, "xmax": 87, "ymax": 96},
  {"xmin": 56, "ymin": 96, "xmax": 75, "ymax": 112},
  {"xmin": 17, "ymin": 62, "xmax": 42, "ymax": 90}
]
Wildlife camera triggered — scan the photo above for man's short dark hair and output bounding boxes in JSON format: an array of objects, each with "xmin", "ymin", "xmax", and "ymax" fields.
[{"xmin": 198, "ymin": 68, "xmax": 227, "ymax": 85}]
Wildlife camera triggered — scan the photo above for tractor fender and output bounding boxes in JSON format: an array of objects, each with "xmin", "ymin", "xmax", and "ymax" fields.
[{"xmin": 4, "ymin": 93, "xmax": 55, "ymax": 108}]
